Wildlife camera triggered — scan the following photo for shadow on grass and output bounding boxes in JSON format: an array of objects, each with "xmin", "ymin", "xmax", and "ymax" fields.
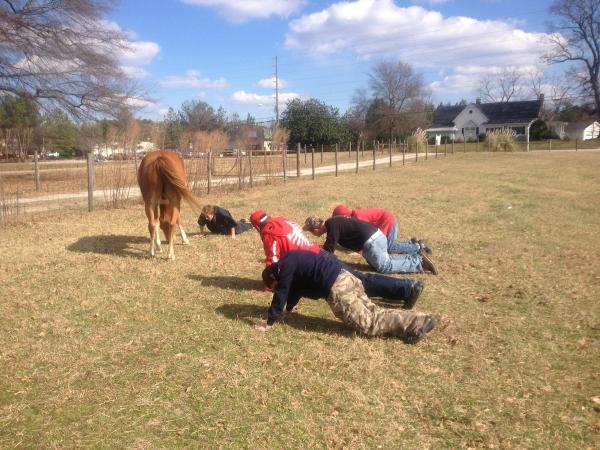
[
  {"xmin": 215, "ymin": 303, "xmax": 354, "ymax": 337},
  {"xmin": 187, "ymin": 275, "xmax": 263, "ymax": 291},
  {"xmin": 66, "ymin": 234, "xmax": 149, "ymax": 258}
]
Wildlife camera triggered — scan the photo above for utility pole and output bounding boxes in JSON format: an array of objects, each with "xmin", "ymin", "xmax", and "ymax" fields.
[{"xmin": 275, "ymin": 56, "xmax": 279, "ymax": 128}]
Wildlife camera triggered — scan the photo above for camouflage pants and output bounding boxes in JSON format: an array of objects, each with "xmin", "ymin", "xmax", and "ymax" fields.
[{"xmin": 327, "ymin": 270, "xmax": 430, "ymax": 338}]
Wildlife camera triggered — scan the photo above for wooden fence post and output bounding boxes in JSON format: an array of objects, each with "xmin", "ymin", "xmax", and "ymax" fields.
[
  {"xmin": 86, "ymin": 152, "xmax": 94, "ymax": 212},
  {"xmin": 283, "ymin": 145, "xmax": 287, "ymax": 183},
  {"xmin": 348, "ymin": 142, "xmax": 351, "ymax": 159},
  {"xmin": 321, "ymin": 143, "xmax": 323, "ymax": 163},
  {"xmin": 425, "ymin": 142, "xmax": 428, "ymax": 160},
  {"xmin": 451, "ymin": 140, "xmax": 454, "ymax": 154},
  {"xmin": 463, "ymin": 140, "xmax": 466, "ymax": 153},
  {"xmin": 416, "ymin": 141, "xmax": 419, "ymax": 162},
  {"xmin": 238, "ymin": 153, "xmax": 243, "ymax": 189},
  {"xmin": 304, "ymin": 144, "xmax": 307, "ymax": 164},
  {"xmin": 389, "ymin": 139, "xmax": 392, "ymax": 167},
  {"xmin": 311, "ymin": 146, "xmax": 315, "ymax": 180},
  {"xmin": 372, "ymin": 142, "xmax": 376, "ymax": 170},
  {"xmin": 402, "ymin": 140, "xmax": 406, "ymax": 165},
  {"xmin": 297, "ymin": 143, "xmax": 301, "ymax": 178},
  {"xmin": 355, "ymin": 141, "xmax": 359, "ymax": 174},
  {"xmin": 335, "ymin": 143, "xmax": 339, "ymax": 176},
  {"xmin": 207, "ymin": 151, "xmax": 212, "ymax": 194},
  {"xmin": 248, "ymin": 150, "xmax": 253, "ymax": 188},
  {"xmin": 34, "ymin": 150, "xmax": 40, "ymax": 191}
]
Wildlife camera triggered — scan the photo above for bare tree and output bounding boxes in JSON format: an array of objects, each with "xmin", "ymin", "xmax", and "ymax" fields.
[
  {"xmin": 478, "ymin": 68, "xmax": 525, "ymax": 103},
  {"xmin": 0, "ymin": 0, "xmax": 140, "ymax": 119},
  {"xmin": 368, "ymin": 61, "xmax": 427, "ymax": 138},
  {"xmin": 528, "ymin": 71, "xmax": 574, "ymax": 121},
  {"xmin": 545, "ymin": 0, "xmax": 600, "ymax": 118}
]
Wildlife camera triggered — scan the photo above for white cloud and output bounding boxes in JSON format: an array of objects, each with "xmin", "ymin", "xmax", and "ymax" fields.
[
  {"xmin": 231, "ymin": 90, "xmax": 301, "ymax": 106},
  {"xmin": 285, "ymin": 0, "xmax": 554, "ymax": 95},
  {"xmin": 121, "ymin": 66, "xmax": 150, "ymax": 79},
  {"xmin": 182, "ymin": 0, "xmax": 306, "ymax": 22},
  {"xmin": 119, "ymin": 41, "xmax": 160, "ymax": 66},
  {"xmin": 160, "ymin": 70, "xmax": 229, "ymax": 88},
  {"xmin": 257, "ymin": 76, "xmax": 288, "ymax": 89},
  {"xmin": 411, "ymin": 0, "xmax": 449, "ymax": 4},
  {"xmin": 429, "ymin": 64, "xmax": 543, "ymax": 96}
]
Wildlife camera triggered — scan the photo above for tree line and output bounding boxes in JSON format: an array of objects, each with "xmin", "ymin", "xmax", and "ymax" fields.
[{"xmin": 0, "ymin": 0, "xmax": 598, "ymax": 161}]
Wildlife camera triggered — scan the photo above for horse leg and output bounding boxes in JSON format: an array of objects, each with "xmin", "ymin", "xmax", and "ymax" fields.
[
  {"xmin": 166, "ymin": 220, "xmax": 177, "ymax": 260},
  {"xmin": 161, "ymin": 204, "xmax": 178, "ymax": 261},
  {"xmin": 145, "ymin": 203, "xmax": 160, "ymax": 257},
  {"xmin": 178, "ymin": 219, "xmax": 190, "ymax": 245}
]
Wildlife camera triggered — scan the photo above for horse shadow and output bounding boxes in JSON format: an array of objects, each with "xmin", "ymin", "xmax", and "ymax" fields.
[
  {"xmin": 66, "ymin": 234, "xmax": 149, "ymax": 258},
  {"xmin": 215, "ymin": 303, "xmax": 354, "ymax": 337}
]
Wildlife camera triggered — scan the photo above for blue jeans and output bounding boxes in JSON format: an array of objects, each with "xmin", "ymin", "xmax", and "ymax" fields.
[
  {"xmin": 363, "ymin": 231, "xmax": 422, "ymax": 274},
  {"xmin": 320, "ymin": 250, "xmax": 414, "ymax": 300},
  {"xmin": 387, "ymin": 222, "xmax": 420, "ymax": 254}
]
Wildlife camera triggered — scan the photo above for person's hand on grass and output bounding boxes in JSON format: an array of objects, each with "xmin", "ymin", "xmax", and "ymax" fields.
[{"xmin": 254, "ymin": 322, "xmax": 272, "ymax": 332}]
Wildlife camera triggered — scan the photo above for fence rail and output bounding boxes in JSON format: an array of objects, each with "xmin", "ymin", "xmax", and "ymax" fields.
[{"xmin": 0, "ymin": 138, "xmax": 598, "ymax": 226}]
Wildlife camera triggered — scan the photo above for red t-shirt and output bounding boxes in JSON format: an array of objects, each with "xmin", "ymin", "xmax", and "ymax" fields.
[{"xmin": 351, "ymin": 208, "xmax": 396, "ymax": 237}]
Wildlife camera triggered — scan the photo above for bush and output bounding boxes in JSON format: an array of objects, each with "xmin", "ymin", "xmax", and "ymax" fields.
[
  {"xmin": 408, "ymin": 128, "xmax": 427, "ymax": 151},
  {"xmin": 486, "ymin": 128, "xmax": 518, "ymax": 152}
]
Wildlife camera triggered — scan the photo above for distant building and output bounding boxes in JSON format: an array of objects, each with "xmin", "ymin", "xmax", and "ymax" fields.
[
  {"xmin": 549, "ymin": 120, "xmax": 600, "ymax": 141},
  {"xmin": 426, "ymin": 97, "xmax": 544, "ymax": 148},
  {"xmin": 228, "ymin": 125, "xmax": 267, "ymax": 151}
]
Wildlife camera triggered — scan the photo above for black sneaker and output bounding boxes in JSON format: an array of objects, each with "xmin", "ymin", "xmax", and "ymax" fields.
[
  {"xmin": 403, "ymin": 280, "xmax": 424, "ymax": 310},
  {"xmin": 411, "ymin": 237, "xmax": 432, "ymax": 254},
  {"xmin": 420, "ymin": 254, "xmax": 438, "ymax": 275},
  {"xmin": 404, "ymin": 316, "xmax": 436, "ymax": 344}
]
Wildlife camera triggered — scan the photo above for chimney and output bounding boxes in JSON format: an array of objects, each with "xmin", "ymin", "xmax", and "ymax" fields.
[{"xmin": 476, "ymin": 98, "xmax": 481, "ymax": 105}]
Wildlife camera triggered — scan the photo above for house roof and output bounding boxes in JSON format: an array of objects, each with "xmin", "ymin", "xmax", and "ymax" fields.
[
  {"xmin": 430, "ymin": 99, "xmax": 543, "ymax": 128},
  {"xmin": 430, "ymin": 105, "xmax": 464, "ymax": 127},
  {"xmin": 478, "ymin": 100, "xmax": 543, "ymax": 123}
]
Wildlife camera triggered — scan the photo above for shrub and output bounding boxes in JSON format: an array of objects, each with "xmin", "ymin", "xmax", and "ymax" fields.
[
  {"xmin": 486, "ymin": 128, "xmax": 518, "ymax": 152},
  {"xmin": 408, "ymin": 128, "xmax": 427, "ymax": 152}
]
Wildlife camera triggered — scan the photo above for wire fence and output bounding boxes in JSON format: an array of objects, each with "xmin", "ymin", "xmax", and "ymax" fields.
[{"xmin": 0, "ymin": 138, "xmax": 598, "ymax": 227}]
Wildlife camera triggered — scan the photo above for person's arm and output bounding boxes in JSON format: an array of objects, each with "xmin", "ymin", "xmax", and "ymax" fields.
[
  {"xmin": 197, "ymin": 215, "xmax": 208, "ymax": 235},
  {"xmin": 263, "ymin": 235, "xmax": 278, "ymax": 266},
  {"xmin": 322, "ymin": 222, "xmax": 337, "ymax": 253},
  {"xmin": 256, "ymin": 260, "xmax": 295, "ymax": 331}
]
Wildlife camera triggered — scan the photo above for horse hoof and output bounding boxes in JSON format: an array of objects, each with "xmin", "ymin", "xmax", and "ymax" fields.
[{"xmin": 182, "ymin": 239, "xmax": 190, "ymax": 245}]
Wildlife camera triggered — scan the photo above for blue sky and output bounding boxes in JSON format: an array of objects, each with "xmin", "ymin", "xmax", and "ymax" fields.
[{"xmin": 108, "ymin": 0, "xmax": 558, "ymax": 122}]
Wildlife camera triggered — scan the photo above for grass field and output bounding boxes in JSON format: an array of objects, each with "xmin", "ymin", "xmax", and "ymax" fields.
[{"xmin": 0, "ymin": 152, "xmax": 599, "ymax": 448}]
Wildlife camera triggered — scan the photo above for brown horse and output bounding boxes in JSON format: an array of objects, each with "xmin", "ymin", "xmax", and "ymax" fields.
[{"xmin": 137, "ymin": 150, "xmax": 201, "ymax": 260}]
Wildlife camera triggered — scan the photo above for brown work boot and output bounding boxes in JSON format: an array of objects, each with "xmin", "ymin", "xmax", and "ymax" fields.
[{"xmin": 420, "ymin": 254, "xmax": 438, "ymax": 275}]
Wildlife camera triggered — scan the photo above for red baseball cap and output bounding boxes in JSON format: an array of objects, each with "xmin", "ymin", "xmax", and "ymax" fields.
[
  {"xmin": 332, "ymin": 204, "xmax": 352, "ymax": 217},
  {"xmin": 250, "ymin": 210, "xmax": 269, "ymax": 228}
]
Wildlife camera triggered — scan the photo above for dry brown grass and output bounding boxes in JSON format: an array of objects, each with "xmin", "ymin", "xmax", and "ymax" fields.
[{"xmin": 0, "ymin": 152, "xmax": 599, "ymax": 448}]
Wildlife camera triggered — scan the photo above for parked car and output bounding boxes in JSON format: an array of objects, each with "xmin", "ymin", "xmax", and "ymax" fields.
[{"xmin": 47, "ymin": 151, "xmax": 60, "ymax": 159}]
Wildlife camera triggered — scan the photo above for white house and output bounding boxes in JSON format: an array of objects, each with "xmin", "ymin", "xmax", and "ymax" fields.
[
  {"xmin": 426, "ymin": 97, "xmax": 544, "ymax": 149},
  {"xmin": 564, "ymin": 121, "xmax": 600, "ymax": 141}
]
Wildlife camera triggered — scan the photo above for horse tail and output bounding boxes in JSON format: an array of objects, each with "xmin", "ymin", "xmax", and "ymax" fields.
[{"xmin": 156, "ymin": 156, "xmax": 202, "ymax": 213}]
